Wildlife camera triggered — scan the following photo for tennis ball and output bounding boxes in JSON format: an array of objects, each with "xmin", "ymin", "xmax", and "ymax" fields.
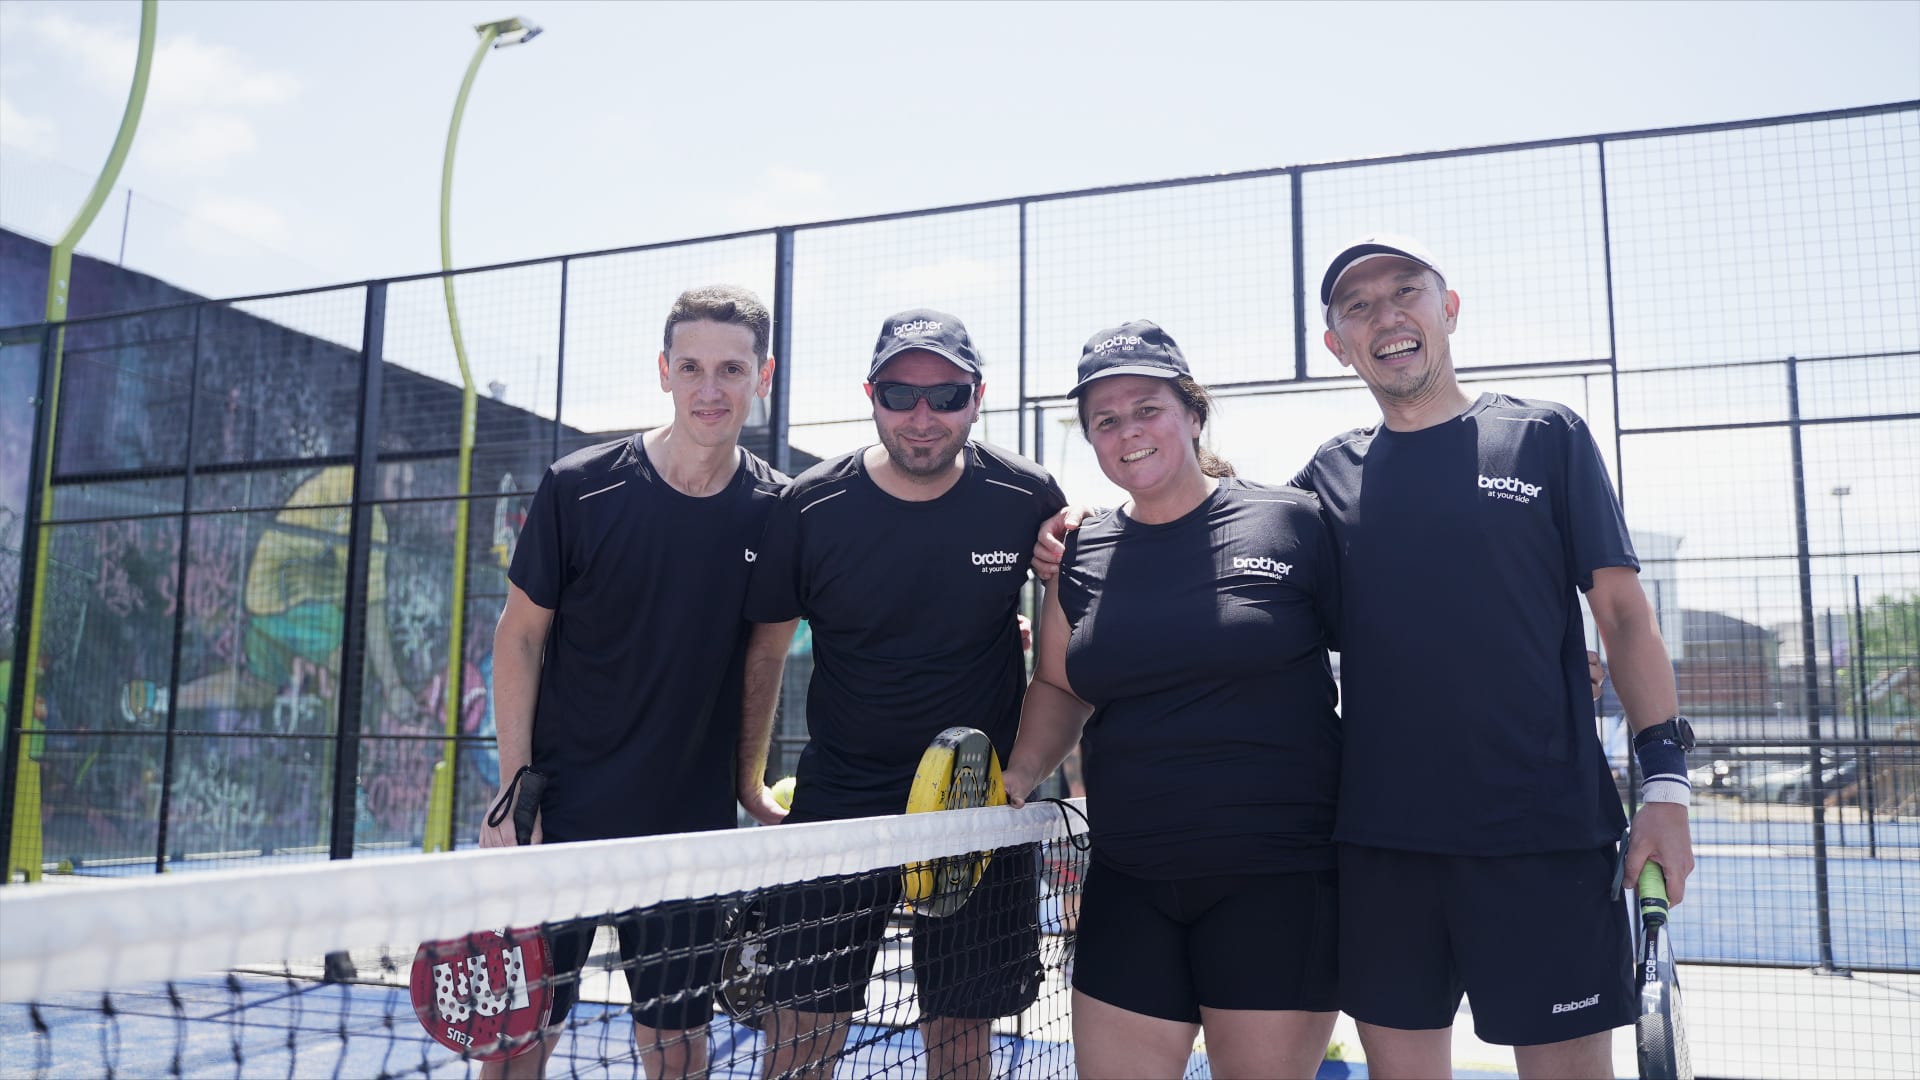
[{"xmin": 771, "ymin": 776, "xmax": 796, "ymax": 810}]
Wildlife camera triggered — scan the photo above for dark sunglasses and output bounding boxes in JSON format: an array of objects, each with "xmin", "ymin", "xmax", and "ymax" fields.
[{"xmin": 872, "ymin": 381, "xmax": 977, "ymax": 412}]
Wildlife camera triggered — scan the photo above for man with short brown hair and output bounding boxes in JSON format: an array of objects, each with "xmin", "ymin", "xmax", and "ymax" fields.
[{"xmin": 483, "ymin": 284, "xmax": 787, "ymax": 1079}]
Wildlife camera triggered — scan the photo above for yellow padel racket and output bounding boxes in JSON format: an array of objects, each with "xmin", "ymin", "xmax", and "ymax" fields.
[{"xmin": 902, "ymin": 726, "xmax": 1006, "ymax": 916}]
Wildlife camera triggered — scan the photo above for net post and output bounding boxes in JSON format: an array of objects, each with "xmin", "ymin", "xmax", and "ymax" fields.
[{"xmin": 328, "ymin": 283, "xmax": 387, "ymax": 861}]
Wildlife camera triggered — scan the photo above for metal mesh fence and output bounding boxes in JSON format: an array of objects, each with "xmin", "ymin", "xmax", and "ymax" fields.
[{"xmin": 3, "ymin": 101, "xmax": 1917, "ymax": 1076}]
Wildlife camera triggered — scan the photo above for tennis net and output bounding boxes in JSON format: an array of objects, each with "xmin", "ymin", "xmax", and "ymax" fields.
[{"xmin": 0, "ymin": 799, "xmax": 1091, "ymax": 1079}]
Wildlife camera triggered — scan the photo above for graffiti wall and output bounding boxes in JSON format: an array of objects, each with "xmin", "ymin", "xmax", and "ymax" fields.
[{"xmin": 3, "ymin": 228, "xmax": 553, "ymax": 872}]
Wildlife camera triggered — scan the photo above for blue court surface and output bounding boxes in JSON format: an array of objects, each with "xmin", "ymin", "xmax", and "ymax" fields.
[
  {"xmin": 1685, "ymin": 816, "xmax": 1920, "ymax": 970},
  {"xmin": 0, "ymin": 975, "xmax": 1514, "ymax": 1079}
]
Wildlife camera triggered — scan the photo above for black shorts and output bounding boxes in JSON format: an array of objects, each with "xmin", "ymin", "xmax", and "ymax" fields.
[
  {"xmin": 543, "ymin": 898, "xmax": 723, "ymax": 1031},
  {"xmin": 1072, "ymin": 860, "xmax": 1338, "ymax": 1022},
  {"xmin": 1338, "ymin": 843, "xmax": 1635, "ymax": 1046},
  {"xmin": 759, "ymin": 844, "xmax": 1042, "ymax": 1020}
]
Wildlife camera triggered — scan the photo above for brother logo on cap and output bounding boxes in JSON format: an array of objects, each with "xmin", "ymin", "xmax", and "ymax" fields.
[
  {"xmin": 1093, "ymin": 335, "xmax": 1147, "ymax": 355},
  {"xmin": 868, "ymin": 308, "xmax": 982, "ymax": 381},
  {"xmin": 1067, "ymin": 319, "xmax": 1192, "ymax": 398}
]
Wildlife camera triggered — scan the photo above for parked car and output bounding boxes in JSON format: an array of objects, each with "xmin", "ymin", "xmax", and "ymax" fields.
[
  {"xmin": 1689, "ymin": 758, "xmax": 1741, "ymax": 792},
  {"xmin": 1777, "ymin": 754, "xmax": 1864, "ymax": 806},
  {"xmin": 1739, "ymin": 759, "xmax": 1819, "ymax": 805}
]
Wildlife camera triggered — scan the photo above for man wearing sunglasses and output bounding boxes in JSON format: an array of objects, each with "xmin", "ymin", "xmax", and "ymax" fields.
[{"xmin": 739, "ymin": 309, "xmax": 1066, "ymax": 1079}]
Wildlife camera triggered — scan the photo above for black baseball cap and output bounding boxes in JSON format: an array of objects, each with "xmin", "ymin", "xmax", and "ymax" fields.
[
  {"xmin": 1320, "ymin": 233, "xmax": 1446, "ymax": 321},
  {"xmin": 1068, "ymin": 320, "xmax": 1191, "ymax": 398},
  {"xmin": 867, "ymin": 309, "xmax": 983, "ymax": 381}
]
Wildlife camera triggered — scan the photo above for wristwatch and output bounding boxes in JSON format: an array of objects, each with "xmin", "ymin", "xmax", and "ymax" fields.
[{"xmin": 1633, "ymin": 716, "xmax": 1695, "ymax": 752}]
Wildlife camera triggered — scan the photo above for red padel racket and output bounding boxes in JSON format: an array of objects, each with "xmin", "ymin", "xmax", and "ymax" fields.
[{"xmin": 410, "ymin": 767, "xmax": 553, "ymax": 1060}]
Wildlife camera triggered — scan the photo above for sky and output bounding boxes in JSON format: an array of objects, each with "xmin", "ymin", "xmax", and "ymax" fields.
[
  {"xmin": 2, "ymin": 0, "xmax": 1917, "ymax": 294},
  {"xmin": 2, "ymin": 0, "xmax": 1917, "ymax": 638}
]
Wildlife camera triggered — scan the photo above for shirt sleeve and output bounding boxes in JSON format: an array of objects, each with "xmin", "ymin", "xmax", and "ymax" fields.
[
  {"xmin": 1037, "ymin": 470, "xmax": 1069, "ymax": 518},
  {"xmin": 507, "ymin": 468, "xmax": 565, "ymax": 609},
  {"xmin": 1287, "ymin": 457, "xmax": 1318, "ymax": 493},
  {"xmin": 1559, "ymin": 412, "xmax": 1639, "ymax": 591},
  {"xmin": 743, "ymin": 488, "xmax": 806, "ymax": 623},
  {"xmin": 1302, "ymin": 500, "xmax": 1343, "ymax": 653}
]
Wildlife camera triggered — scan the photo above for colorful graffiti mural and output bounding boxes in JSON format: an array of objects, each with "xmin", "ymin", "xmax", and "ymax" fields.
[{"xmin": 4, "ymin": 232, "xmax": 554, "ymax": 873}]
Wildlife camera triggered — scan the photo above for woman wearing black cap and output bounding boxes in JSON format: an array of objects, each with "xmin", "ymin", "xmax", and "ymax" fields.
[{"xmin": 1003, "ymin": 320, "xmax": 1341, "ymax": 1078}]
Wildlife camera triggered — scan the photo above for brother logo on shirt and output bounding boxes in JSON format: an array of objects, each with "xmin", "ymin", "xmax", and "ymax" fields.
[
  {"xmin": 1231, "ymin": 555, "xmax": 1293, "ymax": 580},
  {"xmin": 971, "ymin": 550, "xmax": 1021, "ymax": 573},
  {"xmin": 1550, "ymin": 993, "xmax": 1601, "ymax": 1015},
  {"xmin": 1478, "ymin": 473, "xmax": 1544, "ymax": 504},
  {"xmin": 1093, "ymin": 335, "xmax": 1146, "ymax": 355},
  {"xmin": 743, "ymin": 548, "xmax": 758, "ymax": 563},
  {"xmin": 895, "ymin": 319, "xmax": 942, "ymax": 337}
]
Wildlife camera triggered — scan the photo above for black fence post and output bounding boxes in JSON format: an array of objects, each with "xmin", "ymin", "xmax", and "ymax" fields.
[
  {"xmin": 1289, "ymin": 171, "xmax": 1307, "ymax": 382},
  {"xmin": 152, "ymin": 307, "xmax": 204, "ymax": 872},
  {"xmin": 1018, "ymin": 202, "xmax": 1029, "ymax": 457},
  {"xmin": 329, "ymin": 283, "xmax": 387, "ymax": 861},
  {"xmin": 553, "ymin": 257, "xmax": 569, "ymax": 466},
  {"xmin": 1823, "ymin": 610, "xmax": 1846, "ymax": 847},
  {"xmin": 1787, "ymin": 354, "xmax": 1843, "ymax": 975},
  {"xmin": 770, "ymin": 229, "xmax": 795, "ymax": 476},
  {"xmin": 1853, "ymin": 575, "xmax": 1878, "ymax": 857},
  {"xmin": 0, "ymin": 326, "xmax": 56, "ymax": 883}
]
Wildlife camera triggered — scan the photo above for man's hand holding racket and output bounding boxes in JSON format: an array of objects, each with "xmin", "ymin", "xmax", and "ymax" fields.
[
  {"xmin": 1625, "ymin": 803, "xmax": 1694, "ymax": 906},
  {"xmin": 1001, "ymin": 764, "xmax": 1040, "ymax": 810},
  {"xmin": 480, "ymin": 765, "xmax": 546, "ymax": 848},
  {"xmin": 480, "ymin": 798, "xmax": 539, "ymax": 847}
]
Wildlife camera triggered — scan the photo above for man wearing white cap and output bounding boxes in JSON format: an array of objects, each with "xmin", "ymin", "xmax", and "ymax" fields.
[
  {"xmin": 1301, "ymin": 235, "xmax": 1692, "ymax": 1078},
  {"xmin": 1035, "ymin": 237, "xmax": 1692, "ymax": 1078}
]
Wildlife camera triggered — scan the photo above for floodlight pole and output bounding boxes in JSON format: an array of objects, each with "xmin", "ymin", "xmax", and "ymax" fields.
[
  {"xmin": 425, "ymin": 17, "xmax": 541, "ymax": 854},
  {"xmin": 6, "ymin": 0, "xmax": 156, "ymax": 885}
]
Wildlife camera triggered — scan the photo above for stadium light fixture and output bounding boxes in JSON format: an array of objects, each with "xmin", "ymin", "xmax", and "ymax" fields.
[{"xmin": 477, "ymin": 16, "xmax": 543, "ymax": 48}]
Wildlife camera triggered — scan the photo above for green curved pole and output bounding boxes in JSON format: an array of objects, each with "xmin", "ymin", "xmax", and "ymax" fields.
[
  {"xmin": 11, "ymin": 0, "xmax": 158, "ymax": 884},
  {"xmin": 424, "ymin": 27, "xmax": 500, "ymax": 854}
]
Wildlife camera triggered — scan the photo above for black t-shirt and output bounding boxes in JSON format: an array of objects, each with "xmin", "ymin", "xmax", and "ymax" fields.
[
  {"xmin": 1291, "ymin": 393, "xmax": 1636, "ymax": 855},
  {"xmin": 1055, "ymin": 478, "xmax": 1341, "ymax": 879},
  {"xmin": 744, "ymin": 442, "xmax": 1067, "ymax": 821},
  {"xmin": 509, "ymin": 436, "xmax": 787, "ymax": 841}
]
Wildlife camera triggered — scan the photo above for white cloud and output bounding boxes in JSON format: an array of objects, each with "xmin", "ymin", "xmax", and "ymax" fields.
[
  {"xmin": 144, "ymin": 112, "xmax": 259, "ymax": 172},
  {"xmin": 181, "ymin": 193, "xmax": 293, "ymax": 250},
  {"xmin": 23, "ymin": 11, "xmax": 297, "ymax": 179},
  {"xmin": 29, "ymin": 12, "xmax": 296, "ymax": 110},
  {"xmin": 896, "ymin": 257, "xmax": 1009, "ymax": 298},
  {"xmin": 0, "ymin": 94, "xmax": 57, "ymax": 154},
  {"xmin": 149, "ymin": 34, "xmax": 298, "ymax": 111},
  {"xmin": 725, "ymin": 166, "xmax": 834, "ymax": 228}
]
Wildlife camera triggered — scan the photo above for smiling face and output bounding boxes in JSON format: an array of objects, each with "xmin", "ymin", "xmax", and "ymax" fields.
[
  {"xmin": 866, "ymin": 348, "xmax": 982, "ymax": 479},
  {"xmin": 657, "ymin": 319, "xmax": 771, "ymax": 449},
  {"xmin": 1322, "ymin": 255, "xmax": 1461, "ymax": 407},
  {"xmin": 1080, "ymin": 374, "xmax": 1203, "ymax": 499}
]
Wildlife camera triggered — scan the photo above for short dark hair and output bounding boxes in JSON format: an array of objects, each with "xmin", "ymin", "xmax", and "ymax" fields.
[
  {"xmin": 1077, "ymin": 374, "xmax": 1234, "ymax": 478},
  {"xmin": 663, "ymin": 285, "xmax": 772, "ymax": 363}
]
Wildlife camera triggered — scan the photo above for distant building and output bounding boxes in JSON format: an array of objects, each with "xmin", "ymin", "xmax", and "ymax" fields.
[{"xmin": 1675, "ymin": 610, "xmax": 1777, "ymax": 714}]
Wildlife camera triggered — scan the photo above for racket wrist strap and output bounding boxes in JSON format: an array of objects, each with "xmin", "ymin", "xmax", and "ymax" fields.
[{"xmin": 1634, "ymin": 730, "xmax": 1691, "ymax": 807}]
